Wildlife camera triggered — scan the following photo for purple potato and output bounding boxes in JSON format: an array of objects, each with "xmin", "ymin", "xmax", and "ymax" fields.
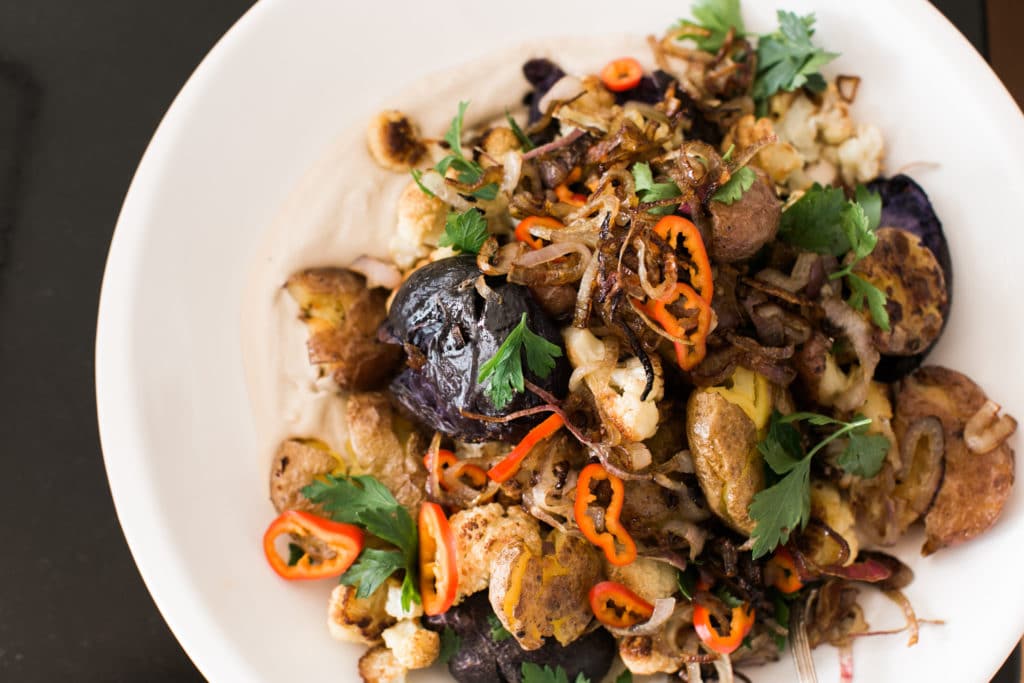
[
  {"xmin": 382, "ymin": 255, "xmax": 569, "ymax": 443},
  {"xmin": 424, "ymin": 591, "xmax": 615, "ymax": 683},
  {"xmin": 867, "ymin": 175, "xmax": 953, "ymax": 381}
]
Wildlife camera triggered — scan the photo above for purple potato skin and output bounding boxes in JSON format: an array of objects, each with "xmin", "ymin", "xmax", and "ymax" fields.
[
  {"xmin": 382, "ymin": 255, "xmax": 569, "ymax": 443},
  {"xmin": 424, "ymin": 591, "xmax": 615, "ymax": 683},
  {"xmin": 867, "ymin": 175, "xmax": 953, "ymax": 382}
]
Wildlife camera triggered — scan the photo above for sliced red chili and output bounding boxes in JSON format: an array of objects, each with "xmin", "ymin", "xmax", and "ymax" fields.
[
  {"xmin": 423, "ymin": 449, "xmax": 488, "ymax": 491},
  {"xmin": 574, "ymin": 463, "xmax": 637, "ymax": 566},
  {"xmin": 589, "ymin": 581, "xmax": 654, "ymax": 628},
  {"xmin": 554, "ymin": 183, "xmax": 587, "ymax": 207},
  {"xmin": 767, "ymin": 547, "xmax": 804, "ymax": 594},
  {"xmin": 693, "ymin": 598, "xmax": 755, "ymax": 654},
  {"xmin": 263, "ymin": 510, "xmax": 363, "ymax": 581},
  {"xmin": 514, "ymin": 216, "xmax": 563, "ymax": 250},
  {"xmin": 635, "ymin": 282, "xmax": 712, "ymax": 371},
  {"xmin": 487, "ymin": 413, "xmax": 564, "ymax": 483},
  {"xmin": 653, "ymin": 215, "xmax": 713, "ymax": 303},
  {"xmin": 419, "ymin": 502, "xmax": 458, "ymax": 616},
  {"xmin": 600, "ymin": 57, "xmax": 644, "ymax": 92}
]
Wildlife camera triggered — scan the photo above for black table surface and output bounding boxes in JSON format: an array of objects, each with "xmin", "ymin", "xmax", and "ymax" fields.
[{"xmin": 0, "ymin": 1, "xmax": 1016, "ymax": 681}]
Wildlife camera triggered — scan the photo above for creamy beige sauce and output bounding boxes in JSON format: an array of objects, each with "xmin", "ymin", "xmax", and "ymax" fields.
[{"xmin": 240, "ymin": 35, "xmax": 653, "ymax": 469}]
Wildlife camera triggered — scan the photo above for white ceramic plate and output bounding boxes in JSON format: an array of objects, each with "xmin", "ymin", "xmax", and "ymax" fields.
[{"xmin": 96, "ymin": 1, "xmax": 1024, "ymax": 681}]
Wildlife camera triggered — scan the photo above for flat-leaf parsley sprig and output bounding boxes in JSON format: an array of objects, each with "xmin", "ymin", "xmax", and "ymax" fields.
[
  {"xmin": 412, "ymin": 101, "xmax": 499, "ymax": 201},
  {"xmin": 749, "ymin": 410, "xmax": 890, "ymax": 559},
  {"xmin": 302, "ymin": 474, "xmax": 421, "ymax": 609},
  {"xmin": 478, "ymin": 313, "xmax": 563, "ymax": 410},
  {"xmin": 778, "ymin": 183, "xmax": 890, "ymax": 330}
]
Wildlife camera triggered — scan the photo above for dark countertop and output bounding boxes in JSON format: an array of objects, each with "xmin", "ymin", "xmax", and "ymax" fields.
[{"xmin": 0, "ymin": 1, "xmax": 1016, "ymax": 681}]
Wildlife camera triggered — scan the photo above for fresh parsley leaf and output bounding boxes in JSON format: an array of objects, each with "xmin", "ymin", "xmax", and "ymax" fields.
[
  {"xmin": 754, "ymin": 11, "xmax": 838, "ymax": 108},
  {"xmin": 505, "ymin": 108, "xmax": 535, "ymax": 151},
  {"xmin": 778, "ymin": 183, "xmax": 851, "ymax": 256},
  {"xmin": 340, "ymin": 548, "xmax": 404, "ymax": 598},
  {"xmin": 676, "ymin": 0, "xmax": 745, "ymax": 53},
  {"xmin": 837, "ymin": 429, "xmax": 890, "ymax": 478},
  {"xmin": 779, "ymin": 183, "xmax": 890, "ymax": 331},
  {"xmin": 439, "ymin": 627, "xmax": 461, "ymax": 665},
  {"xmin": 521, "ymin": 663, "xmax": 588, "ymax": 683},
  {"xmin": 487, "ymin": 613, "xmax": 513, "ymax": 642},
  {"xmin": 435, "ymin": 101, "xmax": 499, "ymax": 200},
  {"xmin": 302, "ymin": 474, "xmax": 420, "ymax": 609},
  {"xmin": 712, "ymin": 165, "xmax": 756, "ymax": 205},
  {"xmin": 303, "ymin": 474, "xmax": 399, "ymax": 525},
  {"xmin": 410, "ymin": 168, "xmax": 435, "ymax": 198},
  {"xmin": 749, "ymin": 458, "xmax": 811, "ymax": 560},
  {"xmin": 847, "ymin": 271, "xmax": 891, "ymax": 331},
  {"xmin": 855, "ymin": 184, "xmax": 882, "ymax": 232},
  {"xmin": 478, "ymin": 313, "xmax": 563, "ymax": 409},
  {"xmin": 286, "ymin": 543, "xmax": 305, "ymax": 567},
  {"xmin": 632, "ymin": 162, "xmax": 682, "ymax": 215},
  {"xmin": 444, "ymin": 101, "xmax": 470, "ymax": 157},
  {"xmin": 716, "ymin": 585, "xmax": 745, "ymax": 609},
  {"xmin": 439, "ymin": 208, "xmax": 489, "ymax": 254},
  {"xmin": 749, "ymin": 411, "xmax": 890, "ymax": 558},
  {"xmin": 677, "ymin": 566, "xmax": 698, "ymax": 600},
  {"xmin": 758, "ymin": 411, "xmax": 803, "ymax": 475},
  {"xmin": 615, "ymin": 671, "xmax": 633, "ymax": 683},
  {"xmin": 772, "ymin": 593, "xmax": 791, "ymax": 651}
]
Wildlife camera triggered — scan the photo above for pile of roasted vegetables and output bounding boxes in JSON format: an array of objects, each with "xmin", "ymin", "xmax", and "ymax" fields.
[{"xmin": 260, "ymin": 2, "xmax": 1018, "ymax": 681}]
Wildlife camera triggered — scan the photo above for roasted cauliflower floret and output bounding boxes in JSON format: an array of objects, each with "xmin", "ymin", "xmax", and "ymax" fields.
[
  {"xmin": 449, "ymin": 503, "xmax": 541, "ymax": 603},
  {"xmin": 478, "ymin": 126, "xmax": 521, "ymax": 165},
  {"xmin": 836, "ymin": 123, "xmax": 884, "ymax": 186},
  {"xmin": 358, "ymin": 645, "xmax": 406, "ymax": 683},
  {"xmin": 388, "ymin": 181, "xmax": 448, "ymax": 270},
  {"xmin": 381, "ymin": 619, "xmax": 440, "ymax": 670},
  {"xmin": 604, "ymin": 557, "xmax": 679, "ymax": 603},
  {"xmin": 384, "ymin": 583, "xmax": 423, "ymax": 620},
  {"xmin": 619, "ymin": 635, "xmax": 686, "ymax": 676},
  {"xmin": 328, "ymin": 583, "xmax": 396, "ymax": 646},
  {"xmin": 563, "ymin": 327, "xmax": 663, "ymax": 442},
  {"xmin": 286, "ymin": 268, "xmax": 403, "ymax": 390},
  {"xmin": 366, "ymin": 110, "xmax": 426, "ymax": 172}
]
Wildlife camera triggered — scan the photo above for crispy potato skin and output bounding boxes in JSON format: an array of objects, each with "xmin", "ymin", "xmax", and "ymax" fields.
[
  {"xmin": 269, "ymin": 438, "xmax": 337, "ymax": 514},
  {"xmin": 853, "ymin": 228, "xmax": 947, "ymax": 356},
  {"xmin": 894, "ymin": 366, "xmax": 1015, "ymax": 555},
  {"xmin": 345, "ymin": 392, "xmax": 426, "ymax": 510},
  {"xmin": 488, "ymin": 530, "xmax": 601, "ymax": 650},
  {"xmin": 703, "ymin": 168, "xmax": 781, "ymax": 263},
  {"xmin": 286, "ymin": 268, "xmax": 403, "ymax": 391},
  {"xmin": 686, "ymin": 390, "xmax": 765, "ymax": 534}
]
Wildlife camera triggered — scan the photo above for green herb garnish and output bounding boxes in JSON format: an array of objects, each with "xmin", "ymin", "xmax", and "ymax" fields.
[
  {"xmin": 712, "ymin": 166, "xmax": 756, "ymax": 205},
  {"xmin": 632, "ymin": 161, "xmax": 682, "ymax": 215},
  {"xmin": 754, "ymin": 11, "xmax": 838, "ymax": 110},
  {"xmin": 478, "ymin": 313, "xmax": 563, "ymax": 410},
  {"xmin": 487, "ymin": 613, "xmax": 513, "ymax": 642},
  {"xmin": 749, "ymin": 411, "xmax": 889, "ymax": 559},
  {"xmin": 412, "ymin": 100, "xmax": 498, "ymax": 201},
  {"xmin": 521, "ymin": 663, "xmax": 589, "ymax": 683},
  {"xmin": 676, "ymin": 0, "xmax": 745, "ymax": 53},
  {"xmin": 505, "ymin": 108, "xmax": 535, "ymax": 151},
  {"xmin": 302, "ymin": 474, "xmax": 420, "ymax": 609},
  {"xmin": 439, "ymin": 626, "xmax": 461, "ymax": 665},
  {"xmin": 438, "ymin": 208, "xmax": 489, "ymax": 254},
  {"xmin": 778, "ymin": 183, "xmax": 890, "ymax": 330}
]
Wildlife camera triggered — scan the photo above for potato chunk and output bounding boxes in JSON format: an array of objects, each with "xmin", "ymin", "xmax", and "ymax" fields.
[{"xmin": 286, "ymin": 268, "xmax": 402, "ymax": 391}]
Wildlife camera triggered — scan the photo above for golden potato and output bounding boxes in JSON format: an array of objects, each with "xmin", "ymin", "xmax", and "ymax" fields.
[{"xmin": 686, "ymin": 389, "xmax": 765, "ymax": 534}]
